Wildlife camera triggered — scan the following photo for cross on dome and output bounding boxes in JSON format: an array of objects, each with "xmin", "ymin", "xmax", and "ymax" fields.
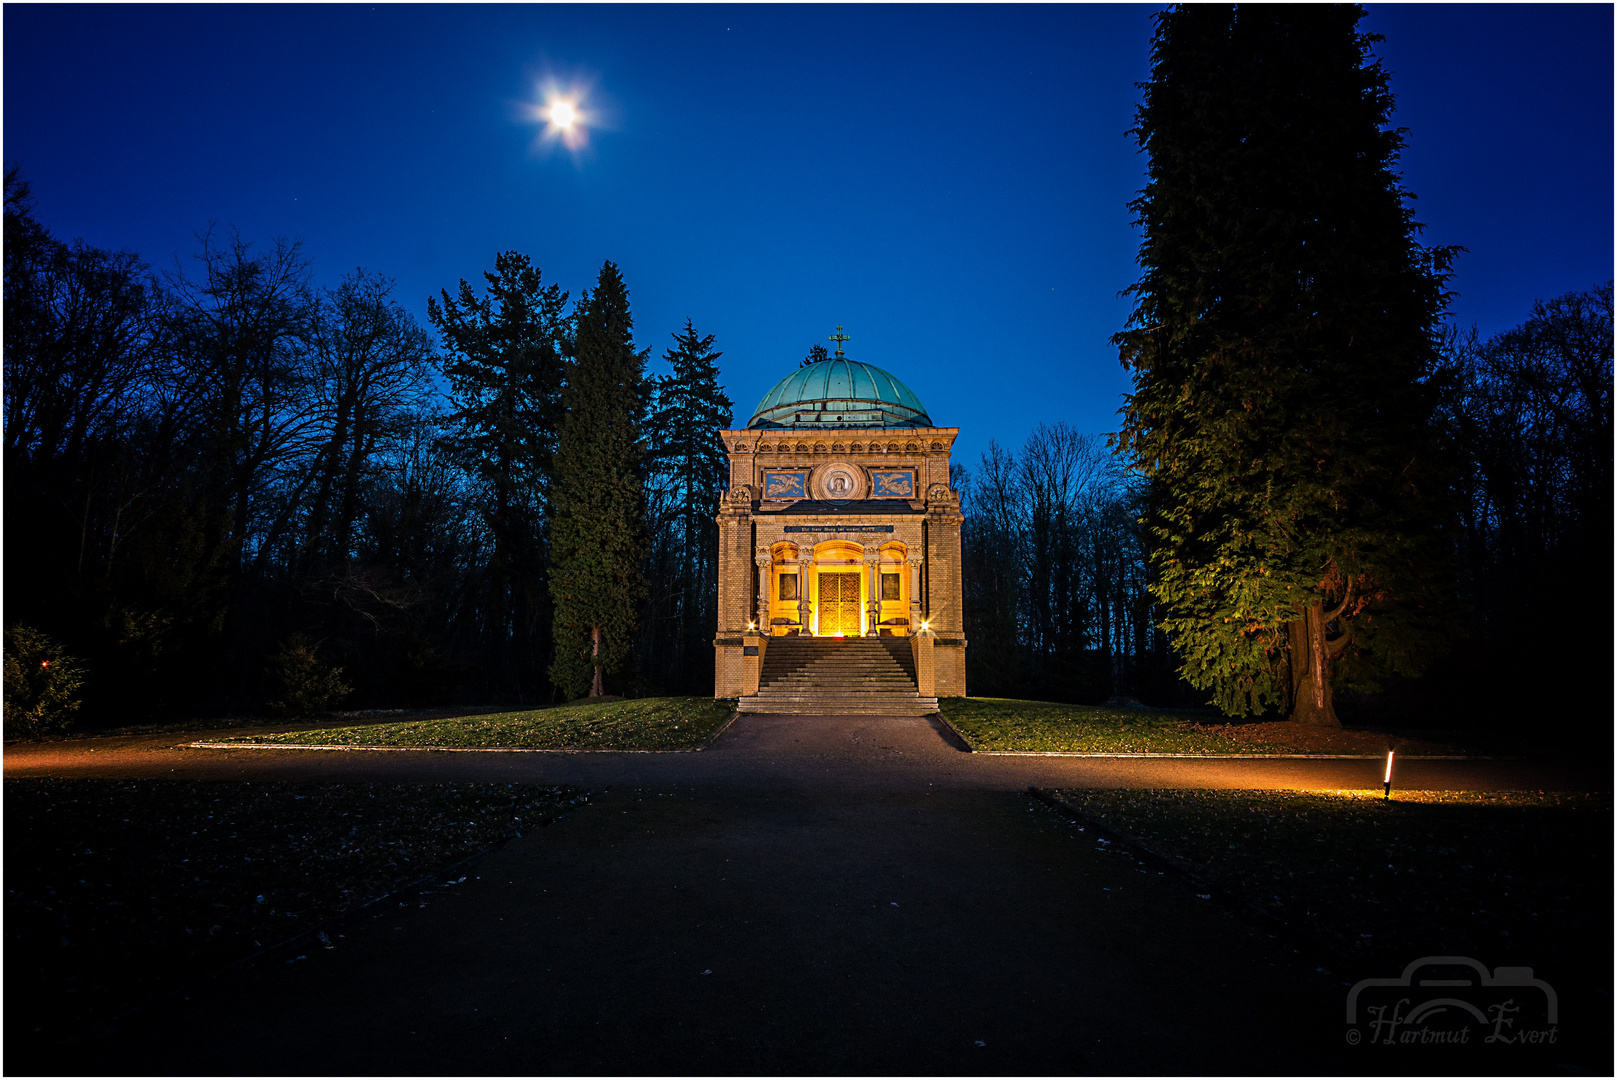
[{"xmin": 828, "ymin": 325, "xmax": 851, "ymax": 357}]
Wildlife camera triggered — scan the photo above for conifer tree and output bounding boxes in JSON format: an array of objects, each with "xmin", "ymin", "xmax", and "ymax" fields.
[
  {"xmin": 1114, "ymin": 5, "xmax": 1459, "ymax": 725},
  {"xmin": 549, "ymin": 261, "xmax": 649, "ymax": 697},
  {"xmin": 646, "ymin": 321, "xmax": 733, "ymax": 687},
  {"xmin": 428, "ymin": 251, "xmax": 570, "ymax": 700}
]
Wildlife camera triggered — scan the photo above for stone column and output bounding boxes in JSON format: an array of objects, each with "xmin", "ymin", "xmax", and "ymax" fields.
[
  {"xmin": 864, "ymin": 553, "xmax": 881, "ymax": 636},
  {"xmin": 741, "ymin": 626, "xmax": 766, "ymax": 696},
  {"xmin": 755, "ymin": 554, "xmax": 771, "ymax": 631},
  {"xmin": 797, "ymin": 560, "xmax": 811, "ymax": 633},
  {"xmin": 925, "ymin": 484, "xmax": 968, "ymax": 697},
  {"xmin": 911, "ymin": 624, "xmax": 936, "ymax": 698},
  {"xmin": 713, "ymin": 485, "xmax": 755, "ymax": 699},
  {"xmin": 907, "ymin": 556, "xmax": 924, "ymax": 632}
]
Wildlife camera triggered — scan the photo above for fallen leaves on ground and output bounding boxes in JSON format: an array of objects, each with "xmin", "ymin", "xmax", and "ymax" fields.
[
  {"xmin": 1047, "ymin": 788, "xmax": 1611, "ymax": 976},
  {"xmin": 6, "ymin": 778, "xmax": 583, "ymax": 1045}
]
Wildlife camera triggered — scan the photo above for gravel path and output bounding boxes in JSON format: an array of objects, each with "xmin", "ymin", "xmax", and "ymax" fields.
[{"xmin": 9, "ymin": 714, "xmax": 1605, "ymax": 1074}]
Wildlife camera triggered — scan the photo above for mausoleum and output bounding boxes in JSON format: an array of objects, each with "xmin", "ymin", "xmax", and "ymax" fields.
[{"xmin": 714, "ymin": 330, "xmax": 966, "ymax": 714}]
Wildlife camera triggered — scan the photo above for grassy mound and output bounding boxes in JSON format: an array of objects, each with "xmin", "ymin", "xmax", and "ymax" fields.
[
  {"xmin": 940, "ymin": 697, "xmax": 1255, "ymax": 753},
  {"xmin": 216, "ymin": 696, "xmax": 735, "ymax": 751},
  {"xmin": 939, "ymin": 697, "xmax": 1466, "ymax": 755}
]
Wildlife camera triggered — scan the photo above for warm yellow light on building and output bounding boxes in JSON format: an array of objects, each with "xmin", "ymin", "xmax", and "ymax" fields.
[{"xmin": 710, "ymin": 344, "xmax": 968, "ymax": 702}]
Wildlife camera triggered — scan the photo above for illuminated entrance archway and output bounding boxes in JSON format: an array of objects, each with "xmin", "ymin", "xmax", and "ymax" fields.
[
  {"xmin": 808, "ymin": 540, "xmax": 866, "ymax": 636},
  {"xmin": 756, "ymin": 539, "xmax": 920, "ymax": 637}
]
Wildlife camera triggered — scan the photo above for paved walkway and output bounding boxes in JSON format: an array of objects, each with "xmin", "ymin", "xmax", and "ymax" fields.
[
  {"xmin": 11, "ymin": 715, "xmax": 1605, "ymax": 1074},
  {"xmin": 5, "ymin": 711, "xmax": 1594, "ymax": 792}
]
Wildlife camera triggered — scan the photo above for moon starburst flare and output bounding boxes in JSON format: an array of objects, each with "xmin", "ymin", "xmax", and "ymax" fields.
[{"xmin": 531, "ymin": 84, "xmax": 590, "ymax": 151}]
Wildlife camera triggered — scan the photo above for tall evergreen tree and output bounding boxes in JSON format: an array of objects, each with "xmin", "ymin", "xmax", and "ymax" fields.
[
  {"xmin": 549, "ymin": 261, "xmax": 649, "ymax": 698},
  {"xmin": 428, "ymin": 252, "xmax": 570, "ymax": 700},
  {"xmin": 645, "ymin": 320, "xmax": 733, "ymax": 690},
  {"xmin": 1114, "ymin": 5, "xmax": 1459, "ymax": 725}
]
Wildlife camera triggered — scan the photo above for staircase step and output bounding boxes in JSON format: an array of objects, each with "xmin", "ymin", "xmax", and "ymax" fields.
[
  {"xmin": 745, "ymin": 637, "xmax": 926, "ymax": 714},
  {"xmin": 740, "ymin": 698, "xmax": 939, "ymax": 716}
]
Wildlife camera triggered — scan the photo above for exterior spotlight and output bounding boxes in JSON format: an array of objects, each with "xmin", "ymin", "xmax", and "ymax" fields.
[
  {"xmin": 747, "ymin": 620, "xmax": 755, "ymax": 631},
  {"xmin": 1383, "ymin": 750, "xmax": 1394, "ymax": 801}
]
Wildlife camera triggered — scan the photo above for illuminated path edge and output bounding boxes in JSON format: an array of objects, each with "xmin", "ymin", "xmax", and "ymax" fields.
[{"xmin": 181, "ymin": 742, "xmax": 1508, "ymax": 760}]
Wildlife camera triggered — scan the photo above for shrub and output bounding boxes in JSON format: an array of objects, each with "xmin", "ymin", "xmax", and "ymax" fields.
[
  {"xmin": 3, "ymin": 627, "xmax": 87, "ymax": 739},
  {"xmin": 265, "ymin": 634, "xmax": 352, "ymax": 717}
]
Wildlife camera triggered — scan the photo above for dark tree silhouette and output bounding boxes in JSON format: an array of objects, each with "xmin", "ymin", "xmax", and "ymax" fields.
[
  {"xmin": 957, "ymin": 426, "xmax": 1165, "ymax": 704},
  {"xmin": 297, "ymin": 268, "xmax": 435, "ymax": 579},
  {"xmin": 642, "ymin": 320, "xmax": 733, "ymax": 692},
  {"xmin": 1443, "ymin": 283, "xmax": 1613, "ymax": 721},
  {"xmin": 428, "ymin": 251, "xmax": 570, "ymax": 700}
]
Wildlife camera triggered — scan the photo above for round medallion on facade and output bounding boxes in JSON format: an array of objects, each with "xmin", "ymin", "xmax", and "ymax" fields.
[{"xmin": 813, "ymin": 461, "xmax": 867, "ymax": 500}]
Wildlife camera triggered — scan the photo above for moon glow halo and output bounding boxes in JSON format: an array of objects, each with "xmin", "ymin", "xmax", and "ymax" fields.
[{"xmin": 535, "ymin": 91, "xmax": 589, "ymax": 151}]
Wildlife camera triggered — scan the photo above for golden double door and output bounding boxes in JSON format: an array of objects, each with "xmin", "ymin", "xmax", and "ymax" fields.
[{"xmin": 816, "ymin": 573, "xmax": 864, "ymax": 636}]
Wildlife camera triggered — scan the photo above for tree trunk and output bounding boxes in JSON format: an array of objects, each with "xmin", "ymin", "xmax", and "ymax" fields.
[
  {"xmin": 304, "ymin": 394, "xmax": 351, "ymax": 575},
  {"xmin": 1287, "ymin": 600, "xmax": 1341, "ymax": 727},
  {"xmin": 589, "ymin": 625, "xmax": 604, "ymax": 697}
]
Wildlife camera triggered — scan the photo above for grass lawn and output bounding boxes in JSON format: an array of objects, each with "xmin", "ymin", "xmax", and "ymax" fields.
[
  {"xmin": 212, "ymin": 696, "xmax": 736, "ymax": 751},
  {"xmin": 1043, "ymin": 787, "xmax": 1612, "ymax": 984},
  {"xmin": 939, "ymin": 696, "xmax": 1467, "ymax": 755},
  {"xmin": 6, "ymin": 778, "xmax": 583, "ymax": 1046}
]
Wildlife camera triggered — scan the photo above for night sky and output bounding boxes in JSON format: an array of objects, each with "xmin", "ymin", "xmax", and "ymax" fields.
[{"xmin": 6, "ymin": 4, "xmax": 1611, "ymax": 466}]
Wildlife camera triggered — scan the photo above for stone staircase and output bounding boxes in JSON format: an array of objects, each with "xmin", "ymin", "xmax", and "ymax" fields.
[{"xmin": 739, "ymin": 636, "xmax": 938, "ymax": 716}]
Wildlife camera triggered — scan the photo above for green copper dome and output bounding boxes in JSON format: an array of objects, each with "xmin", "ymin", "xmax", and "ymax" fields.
[{"xmin": 748, "ymin": 356, "xmax": 932, "ymax": 430}]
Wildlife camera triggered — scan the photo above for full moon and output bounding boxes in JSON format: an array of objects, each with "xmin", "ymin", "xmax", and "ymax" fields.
[{"xmin": 531, "ymin": 85, "xmax": 590, "ymax": 150}]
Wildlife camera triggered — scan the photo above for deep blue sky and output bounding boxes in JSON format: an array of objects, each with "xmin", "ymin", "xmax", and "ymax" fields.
[{"xmin": 6, "ymin": 4, "xmax": 1611, "ymax": 468}]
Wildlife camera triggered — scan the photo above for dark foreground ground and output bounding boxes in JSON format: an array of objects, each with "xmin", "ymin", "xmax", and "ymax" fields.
[{"xmin": 6, "ymin": 713, "xmax": 1610, "ymax": 1076}]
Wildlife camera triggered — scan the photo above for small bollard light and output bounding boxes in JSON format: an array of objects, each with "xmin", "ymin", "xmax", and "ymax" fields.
[{"xmin": 1383, "ymin": 749, "xmax": 1394, "ymax": 801}]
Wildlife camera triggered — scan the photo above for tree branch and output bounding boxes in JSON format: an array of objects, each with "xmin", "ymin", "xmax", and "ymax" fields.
[
  {"xmin": 1323, "ymin": 578, "xmax": 1355, "ymax": 625},
  {"xmin": 1324, "ymin": 626, "xmax": 1354, "ymax": 657}
]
